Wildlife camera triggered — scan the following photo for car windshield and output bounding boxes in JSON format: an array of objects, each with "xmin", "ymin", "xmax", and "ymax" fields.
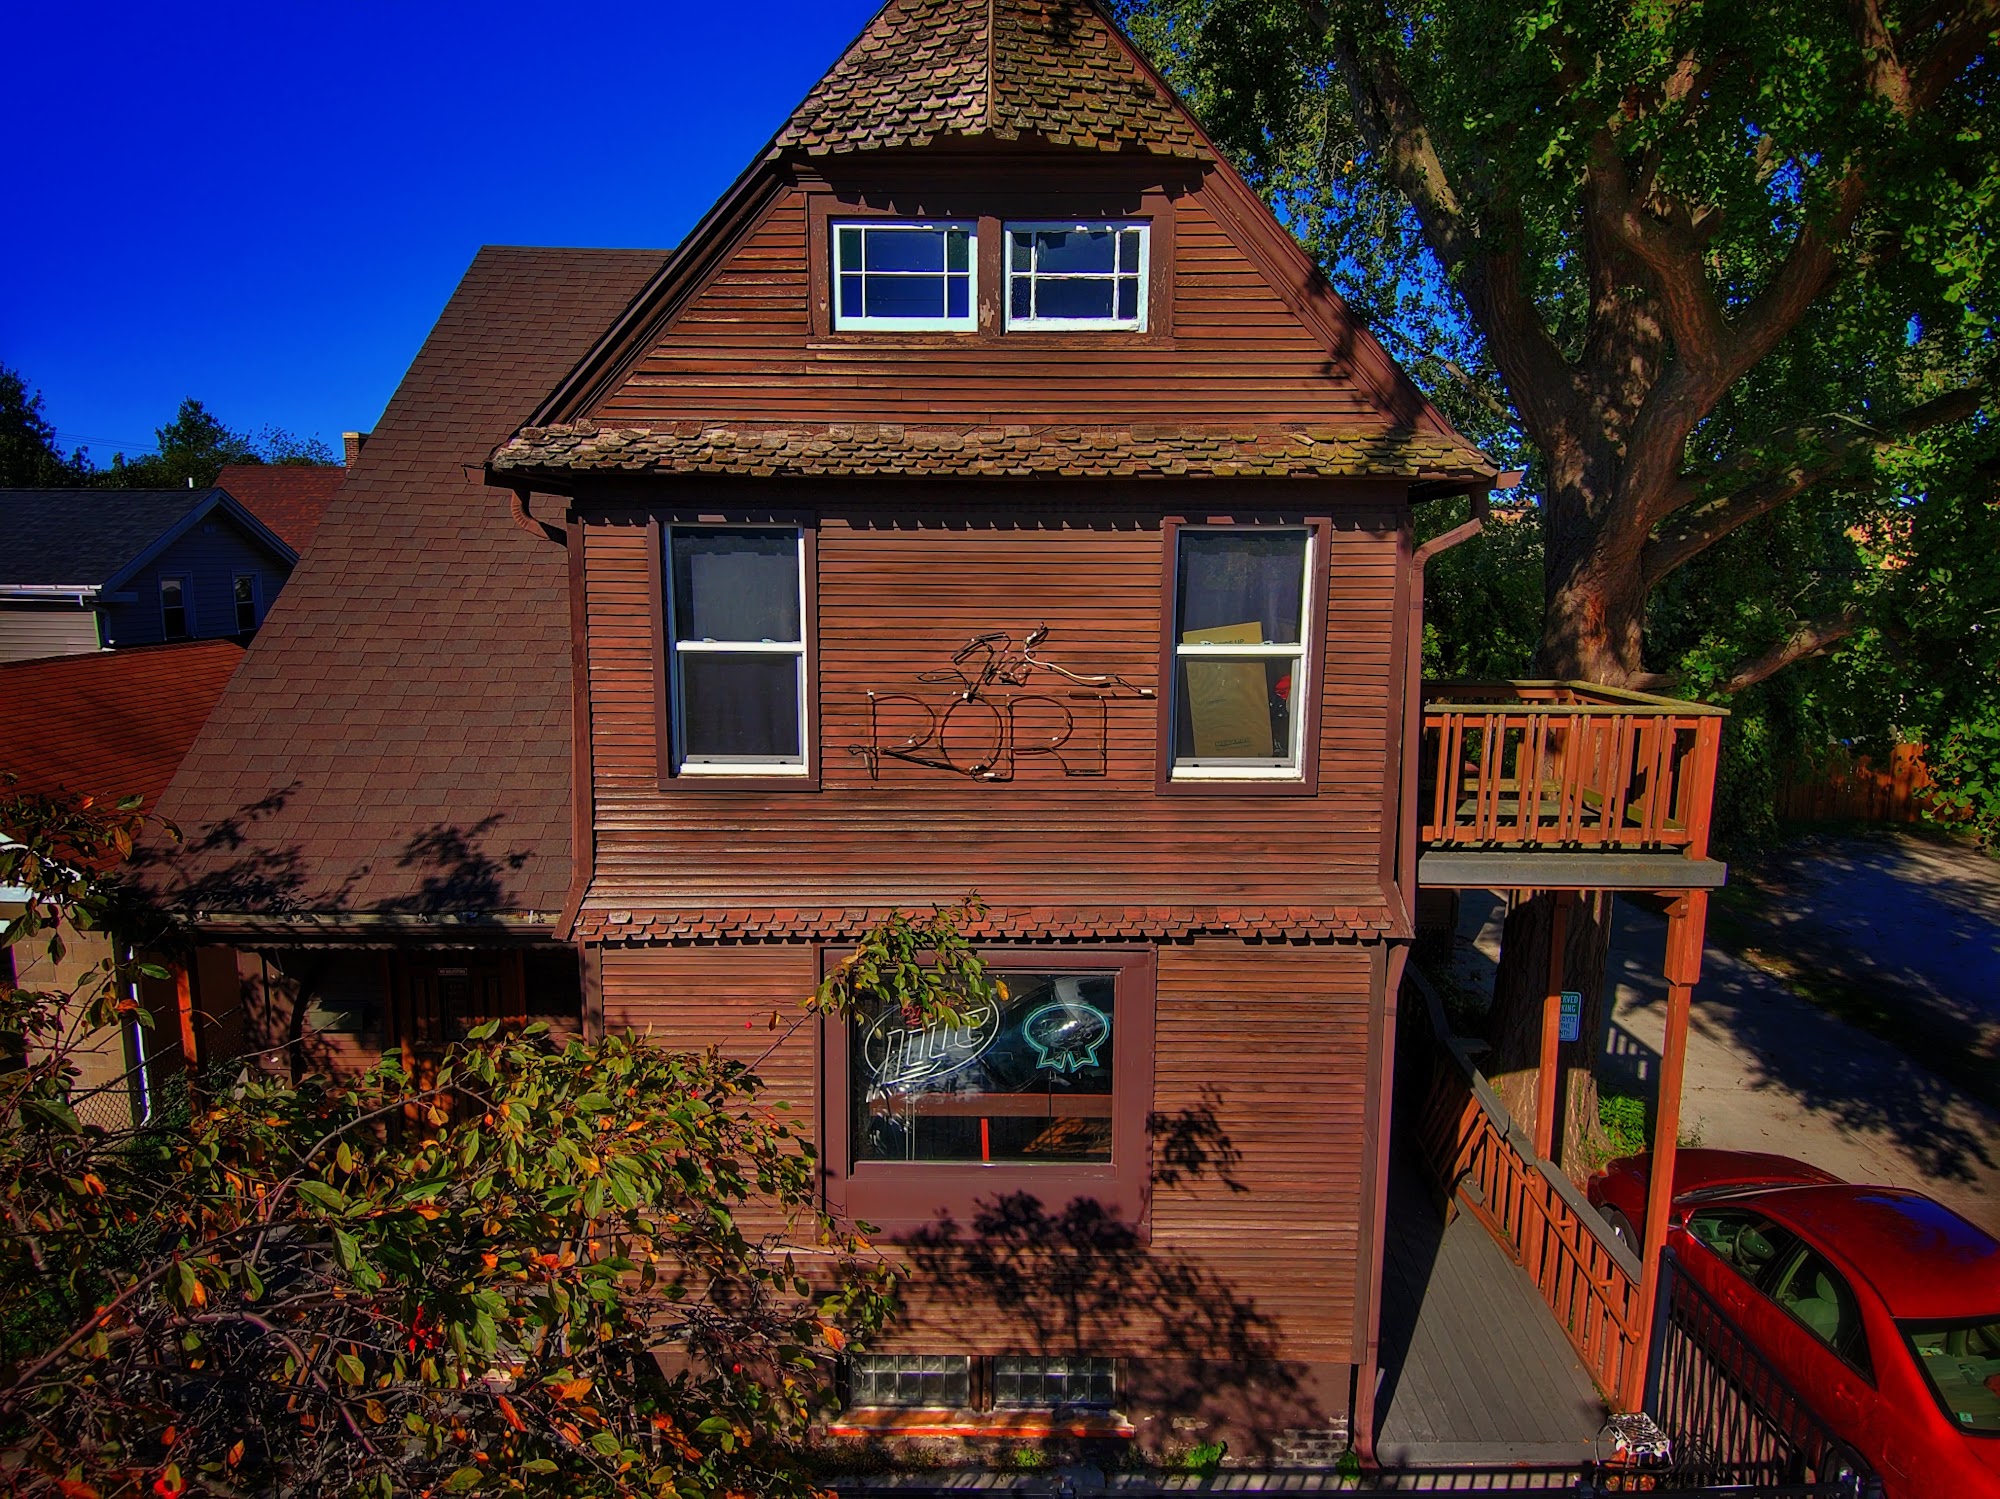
[{"xmin": 1904, "ymin": 1316, "xmax": 2000, "ymax": 1435}]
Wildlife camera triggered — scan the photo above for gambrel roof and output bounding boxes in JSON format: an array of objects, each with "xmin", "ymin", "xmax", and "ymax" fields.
[{"xmin": 771, "ymin": 0, "xmax": 1209, "ymax": 160}]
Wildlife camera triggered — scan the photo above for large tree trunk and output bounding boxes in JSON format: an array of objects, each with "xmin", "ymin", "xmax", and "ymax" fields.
[{"xmin": 1480, "ymin": 890, "xmax": 1616, "ymax": 1180}]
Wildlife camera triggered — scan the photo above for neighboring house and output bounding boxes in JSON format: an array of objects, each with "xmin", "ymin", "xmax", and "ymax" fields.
[
  {"xmin": 148, "ymin": 0, "xmax": 1723, "ymax": 1467},
  {"xmin": 0, "ymin": 640, "xmax": 249, "ymax": 1128},
  {"xmin": 0, "ymin": 488, "xmax": 299, "ymax": 662},
  {"xmin": 214, "ymin": 462, "xmax": 346, "ymax": 556}
]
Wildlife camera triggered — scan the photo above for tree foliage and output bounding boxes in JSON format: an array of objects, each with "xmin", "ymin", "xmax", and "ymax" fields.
[
  {"xmin": 100, "ymin": 398, "xmax": 336, "ymax": 490},
  {"xmin": 0, "ymin": 366, "xmax": 90, "ymax": 487},
  {"xmin": 0, "ymin": 790, "xmax": 994, "ymax": 1497}
]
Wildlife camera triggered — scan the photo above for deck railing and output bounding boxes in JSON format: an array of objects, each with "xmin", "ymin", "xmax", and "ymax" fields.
[
  {"xmin": 1401, "ymin": 968, "xmax": 1647, "ymax": 1406},
  {"xmin": 1421, "ymin": 681, "xmax": 1725, "ymax": 857}
]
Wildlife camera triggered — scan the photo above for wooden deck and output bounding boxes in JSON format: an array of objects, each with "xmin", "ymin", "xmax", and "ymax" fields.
[{"xmin": 1374, "ymin": 1151, "xmax": 1608, "ymax": 1467}]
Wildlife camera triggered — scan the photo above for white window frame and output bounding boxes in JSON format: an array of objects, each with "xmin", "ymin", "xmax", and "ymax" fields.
[
  {"xmin": 1004, "ymin": 220, "xmax": 1150, "ymax": 332},
  {"xmin": 831, "ymin": 221, "xmax": 978, "ymax": 332},
  {"xmin": 233, "ymin": 571, "xmax": 260, "ymax": 632},
  {"xmin": 159, "ymin": 575, "xmax": 191, "ymax": 639},
  {"xmin": 1169, "ymin": 525, "xmax": 1314, "ymax": 781},
  {"xmin": 664, "ymin": 525, "xmax": 810, "ymax": 777}
]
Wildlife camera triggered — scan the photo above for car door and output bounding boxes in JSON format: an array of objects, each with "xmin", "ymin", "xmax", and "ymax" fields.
[
  {"xmin": 1682, "ymin": 1205, "xmax": 1800, "ymax": 1324},
  {"xmin": 1759, "ymin": 1242, "xmax": 1882, "ymax": 1475}
]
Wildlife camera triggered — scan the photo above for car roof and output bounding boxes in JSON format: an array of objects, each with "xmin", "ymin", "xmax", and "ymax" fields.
[{"xmin": 1750, "ymin": 1185, "xmax": 2000, "ymax": 1320}]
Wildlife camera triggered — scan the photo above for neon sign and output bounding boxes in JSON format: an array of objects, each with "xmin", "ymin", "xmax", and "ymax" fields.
[
  {"xmin": 860, "ymin": 1001, "xmax": 1001, "ymax": 1087},
  {"xmin": 1023, "ymin": 1000, "xmax": 1111, "ymax": 1074}
]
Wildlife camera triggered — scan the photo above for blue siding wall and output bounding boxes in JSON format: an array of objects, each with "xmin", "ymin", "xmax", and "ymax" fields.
[{"xmin": 103, "ymin": 516, "xmax": 293, "ymax": 648}]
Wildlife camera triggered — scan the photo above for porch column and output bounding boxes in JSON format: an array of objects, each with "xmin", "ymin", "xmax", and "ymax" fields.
[
  {"xmin": 1624, "ymin": 887, "xmax": 1707, "ymax": 1411},
  {"xmin": 1533, "ymin": 888, "xmax": 1572, "ymax": 1161}
]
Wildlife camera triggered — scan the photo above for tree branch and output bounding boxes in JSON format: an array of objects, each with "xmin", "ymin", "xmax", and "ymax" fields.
[
  {"xmin": 1719, "ymin": 609, "xmax": 1865, "ymax": 694},
  {"xmin": 1641, "ymin": 382, "xmax": 1991, "ymax": 587}
]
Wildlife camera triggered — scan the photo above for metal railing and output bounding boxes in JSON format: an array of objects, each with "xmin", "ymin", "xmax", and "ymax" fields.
[
  {"xmin": 1401, "ymin": 969, "xmax": 1647, "ymax": 1404},
  {"xmin": 1647, "ymin": 1254, "xmax": 1882, "ymax": 1495},
  {"xmin": 1420, "ymin": 681, "xmax": 1725, "ymax": 857}
]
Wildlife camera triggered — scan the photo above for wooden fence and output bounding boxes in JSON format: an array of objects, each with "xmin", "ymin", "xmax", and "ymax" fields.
[
  {"xmin": 1776, "ymin": 742, "xmax": 1940, "ymax": 825},
  {"xmin": 1421, "ymin": 681, "xmax": 1725, "ymax": 857},
  {"xmin": 1401, "ymin": 968, "xmax": 1647, "ymax": 1406}
]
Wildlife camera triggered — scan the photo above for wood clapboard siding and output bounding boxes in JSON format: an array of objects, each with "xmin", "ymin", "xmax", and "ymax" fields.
[
  {"xmin": 597, "ymin": 938, "xmax": 1373, "ymax": 1364},
  {"xmin": 592, "ymin": 185, "xmax": 1395, "ymax": 428},
  {"xmin": 581, "ymin": 501, "xmax": 1401, "ymax": 910}
]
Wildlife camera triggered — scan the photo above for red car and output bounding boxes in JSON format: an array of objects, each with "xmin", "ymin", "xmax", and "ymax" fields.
[{"xmin": 1589, "ymin": 1150, "xmax": 2000, "ymax": 1497}]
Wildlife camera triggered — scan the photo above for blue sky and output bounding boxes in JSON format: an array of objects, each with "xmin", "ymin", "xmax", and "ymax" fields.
[{"xmin": 4, "ymin": 1, "xmax": 880, "ymax": 463}]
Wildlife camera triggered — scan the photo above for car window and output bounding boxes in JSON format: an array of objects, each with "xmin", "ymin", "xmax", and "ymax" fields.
[
  {"xmin": 1687, "ymin": 1207, "xmax": 1799, "ymax": 1289},
  {"xmin": 1770, "ymin": 1245, "xmax": 1874, "ymax": 1381},
  {"xmin": 1904, "ymin": 1316, "xmax": 2000, "ymax": 1434}
]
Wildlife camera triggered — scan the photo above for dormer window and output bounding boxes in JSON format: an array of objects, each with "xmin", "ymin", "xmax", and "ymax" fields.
[
  {"xmin": 832, "ymin": 222, "xmax": 976, "ymax": 331},
  {"xmin": 1006, "ymin": 222, "xmax": 1148, "ymax": 330}
]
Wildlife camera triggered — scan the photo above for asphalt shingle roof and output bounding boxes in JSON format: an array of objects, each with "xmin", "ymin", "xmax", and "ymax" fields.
[
  {"xmin": 771, "ymin": 0, "xmax": 1209, "ymax": 160},
  {"xmin": 492, "ymin": 420, "xmax": 1495, "ymax": 482},
  {"xmin": 215, "ymin": 464, "xmax": 345, "ymax": 554},
  {"xmin": 0, "ymin": 489, "xmax": 216, "ymax": 588},
  {"xmin": 0, "ymin": 640, "xmax": 246, "ymax": 811},
  {"xmin": 151, "ymin": 247, "xmax": 667, "ymax": 919}
]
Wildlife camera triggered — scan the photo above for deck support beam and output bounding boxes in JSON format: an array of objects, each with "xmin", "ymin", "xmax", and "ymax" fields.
[
  {"xmin": 1624, "ymin": 888, "xmax": 1708, "ymax": 1412},
  {"xmin": 1533, "ymin": 889, "xmax": 1572, "ymax": 1161}
]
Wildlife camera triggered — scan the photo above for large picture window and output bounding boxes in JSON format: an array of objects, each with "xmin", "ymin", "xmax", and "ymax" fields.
[
  {"xmin": 1168, "ymin": 527, "xmax": 1314, "ymax": 779},
  {"xmin": 822, "ymin": 949, "xmax": 1154, "ymax": 1235},
  {"xmin": 1005, "ymin": 222, "xmax": 1148, "ymax": 330},
  {"xmin": 832, "ymin": 221, "xmax": 977, "ymax": 331},
  {"xmin": 664, "ymin": 526, "xmax": 808, "ymax": 775}
]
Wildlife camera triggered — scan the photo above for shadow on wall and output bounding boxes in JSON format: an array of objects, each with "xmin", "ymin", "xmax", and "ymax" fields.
[{"xmin": 885, "ymin": 1093, "xmax": 1333, "ymax": 1460}]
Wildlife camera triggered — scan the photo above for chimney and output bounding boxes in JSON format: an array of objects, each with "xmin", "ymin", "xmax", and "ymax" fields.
[{"xmin": 342, "ymin": 431, "xmax": 369, "ymax": 467}]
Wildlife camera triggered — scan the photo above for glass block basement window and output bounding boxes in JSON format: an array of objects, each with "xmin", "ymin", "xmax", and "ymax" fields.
[
  {"xmin": 992, "ymin": 1356, "xmax": 1117, "ymax": 1409},
  {"xmin": 846, "ymin": 1353, "xmax": 972, "ymax": 1408}
]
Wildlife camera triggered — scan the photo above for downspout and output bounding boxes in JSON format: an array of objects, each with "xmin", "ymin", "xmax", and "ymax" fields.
[{"xmin": 1354, "ymin": 476, "xmax": 1507, "ymax": 1465}]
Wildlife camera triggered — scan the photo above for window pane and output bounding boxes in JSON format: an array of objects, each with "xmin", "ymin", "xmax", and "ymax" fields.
[
  {"xmin": 1118, "ymin": 228, "xmax": 1141, "ymax": 273},
  {"xmin": 1010, "ymin": 231, "xmax": 1033, "ymax": 271},
  {"xmin": 864, "ymin": 273, "xmax": 946, "ymax": 320},
  {"xmin": 1905, "ymin": 1317, "xmax": 2000, "ymax": 1433},
  {"xmin": 863, "ymin": 226, "xmax": 945, "ymax": 272},
  {"xmin": 1686, "ymin": 1208, "xmax": 1800, "ymax": 1287},
  {"xmin": 853, "ymin": 973, "xmax": 1114, "ymax": 1164},
  {"xmin": 1011, "ymin": 278, "xmax": 1032, "ymax": 319},
  {"xmin": 1773, "ymin": 1248, "xmax": 1871, "ymax": 1375},
  {"xmin": 947, "ymin": 277, "xmax": 969, "ymax": 320},
  {"xmin": 671, "ymin": 529, "xmax": 800, "ymax": 642},
  {"xmin": 1117, "ymin": 279, "xmax": 1139, "ymax": 322},
  {"xmin": 835, "ymin": 226, "xmax": 862, "ymax": 268},
  {"xmin": 1034, "ymin": 228, "xmax": 1118, "ymax": 274},
  {"xmin": 1036, "ymin": 277, "xmax": 1116, "ymax": 321},
  {"xmin": 945, "ymin": 227, "xmax": 970, "ymax": 272},
  {"xmin": 1176, "ymin": 530, "xmax": 1307, "ymax": 643},
  {"xmin": 1172, "ymin": 655, "xmax": 1294, "ymax": 762},
  {"xmin": 838, "ymin": 272, "xmax": 864, "ymax": 320},
  {"xmin": 848, "ymin": 1354, "xmax": 971, "ymax": 1409},
  {"xmin": 993, "ymin": 1356, "xmax": 1116, "ymax": 1409},
  {"xmin": 679, "ymin": 653, "xmax": 801, "ymax": 761}
]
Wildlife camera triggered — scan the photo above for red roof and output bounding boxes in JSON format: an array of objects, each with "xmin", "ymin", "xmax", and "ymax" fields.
[
  {"xmin": 0, "ymin": 641, "xmax": 246, "ymax": 810},
  {"xmin": 214, "ymin": 464, "xmax": 345, "ymax": 554}
]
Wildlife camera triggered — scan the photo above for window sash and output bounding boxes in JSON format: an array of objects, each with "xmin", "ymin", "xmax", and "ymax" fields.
[
  {"xmin": 159, "ymin": 578, "xmax": 189, "ymax": 639},
  {"xmin": 1169, "ymin": 527, "xmax": 1314, "ymax": 777},
  {"xmin": 233, "ymin": 574, "xmax": 259, "ymax": 633},
  {"xmin": 832, "ymin": 221, "xmax": 978, "ymax": 332},
  {"xmin": 664, "ymin": 526, "xmax": 809, "ymax": 775},
  {"xmin": 1005, "ymin": 222, "xmax": 1149, "ymax": 331}
]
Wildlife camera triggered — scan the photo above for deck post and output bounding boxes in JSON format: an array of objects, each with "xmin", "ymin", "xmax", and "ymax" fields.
[
  {"xmin": 1533, "ymin": 888, "xmax": 1571, "ymax": 1162},
  {"xmin": 1625, "ymin": 887, "xmax": 1708, "ymax": 1411}
]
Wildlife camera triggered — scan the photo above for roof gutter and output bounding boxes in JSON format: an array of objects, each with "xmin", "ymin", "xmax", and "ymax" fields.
[{"xmin": 0, "ymin": 585, "xmax": 102, "ymax": 603}]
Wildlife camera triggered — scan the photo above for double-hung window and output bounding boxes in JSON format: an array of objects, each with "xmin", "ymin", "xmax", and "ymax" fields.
[
  {"xmin": 233, "ymin": 573, "xmax": 260, "ymax": 634},
  {"xmin": 1005, "ymin": 222, "xmax": 1148, "ymax": 330},
  {"xmin": 1168, "ymin": 528, "xmax": 1314, "ymax": 779},
  {"xmin": 664, "ymin": 527, "xmax": 808, "ymax": 775},
  {"xmin": 832, "ymin": 221, "xmax": 977, "ymax": 331},
  {"xmin": 159, "ymin": 577, "xmax": 190, "ymax": 640}
]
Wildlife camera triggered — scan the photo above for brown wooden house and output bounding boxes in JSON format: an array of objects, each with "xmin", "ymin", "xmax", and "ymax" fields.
[{"xmin": 151, "ymin": 0, "xmax": 1727, "ymax": 1466}]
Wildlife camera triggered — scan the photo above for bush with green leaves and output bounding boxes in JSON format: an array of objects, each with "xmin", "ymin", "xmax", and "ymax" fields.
[{"xmin": 0, "ymin": 790, "xmax": 998, "ymax": 1498}]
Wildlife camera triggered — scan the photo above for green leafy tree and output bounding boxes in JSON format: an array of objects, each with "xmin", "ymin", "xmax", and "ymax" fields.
[
  {"xmin": 0, "ymin": 790, "xmax": 996, "ymax": 1497},
  {"xmin": 0, "ymin": 366, "xmax": 89, "ymax": 487},
  {"xmin": 1121, "ymin": 0, "xmax": 1997, "ymax": 1163},
  {"xmin": 101, "ymin": 400, "xmax": 336, "ymax": 489}
]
